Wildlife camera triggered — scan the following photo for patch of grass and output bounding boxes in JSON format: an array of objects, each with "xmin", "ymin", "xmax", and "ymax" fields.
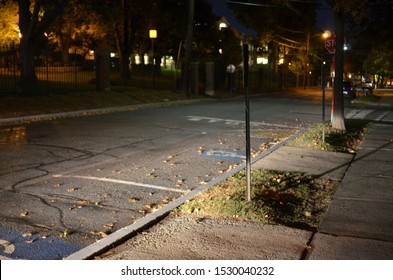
[
  {"xmin": 287, "ymin": 120, "xmax": 370, "ymax": 153},
  {"xmin": 176, "ymin": 119, "xmax": 369, "ymax": 230},
  {"xmin": 176, "ymin": 170, "xmax": 339, "ymax": 230}
]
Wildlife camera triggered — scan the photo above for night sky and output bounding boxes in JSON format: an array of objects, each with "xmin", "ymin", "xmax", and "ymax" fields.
[{"xmin": 207, "ymin": 0, "xmax": 334, "ymax": 34}]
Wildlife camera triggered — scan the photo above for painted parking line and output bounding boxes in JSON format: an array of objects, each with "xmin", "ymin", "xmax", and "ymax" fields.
[
  {"xmin": 53, "ymin": 174, "xmax": 187, "ymax": 193},
  {"xmin": 187, "ymin": 116, "xmax": 299, "ymax": 129}
]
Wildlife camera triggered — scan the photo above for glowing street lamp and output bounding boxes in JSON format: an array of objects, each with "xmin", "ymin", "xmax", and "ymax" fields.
[
  {"xmin": 149, "ymin": 29, "xmax": 157, "ymax": 39},
  {"xmin": 323, "ymin": 30, "xmax": 331, "ymax": 39}
]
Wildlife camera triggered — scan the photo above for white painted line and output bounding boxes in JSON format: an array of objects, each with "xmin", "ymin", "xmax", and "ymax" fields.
[
  {"xmin": 375, "ymin": 111, "xmax": 390, "ymax": 122},
  {"xmin": 53, "ymin": 174, "xmax": 187, "ymax": 193},
  {"xmin": 187, "ymin": 116, "xmax": 299, "ymax": 129},
  {"xmin": 346, "ymin": 109, "xmax": 359, "ymax": 119},
  {"xmin": 346, "ymin": 109, "xmax": 373, "ymax": 119},
  {"xmin": 357, "ymin": 109, "xmax": 374, "ymax": 119}
]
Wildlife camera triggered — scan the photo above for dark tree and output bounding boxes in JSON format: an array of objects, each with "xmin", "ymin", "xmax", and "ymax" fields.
[{"xmin": 15, "ymin": 0, "xmax": 69, "ymax": 89}]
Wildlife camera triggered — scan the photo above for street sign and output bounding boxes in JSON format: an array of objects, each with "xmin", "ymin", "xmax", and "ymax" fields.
[{"xmin": 325, "ymin": 35, "xmax": 336, "ymax": 54}]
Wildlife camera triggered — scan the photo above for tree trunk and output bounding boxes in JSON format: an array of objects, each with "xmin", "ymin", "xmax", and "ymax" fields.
[
  {"xmin": 119, "ymin": 50, "xmax": 131, "ymax": 79},
  {"xmin": 331, "ymin": 9, "xmax": 346, "ymax": 131},
  {"xmin": 20, "ymin": 38, "xmax": 38, "ymax": 89}
]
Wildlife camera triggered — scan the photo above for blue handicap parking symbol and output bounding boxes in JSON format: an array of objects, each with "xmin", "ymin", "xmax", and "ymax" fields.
[
  {"xmin": 195, "ymin": 148, "xmax": 246, "ymax": 162},
  {"xmin": 0, "ymin": 226, "xmax": 81, "ymax": 260}
]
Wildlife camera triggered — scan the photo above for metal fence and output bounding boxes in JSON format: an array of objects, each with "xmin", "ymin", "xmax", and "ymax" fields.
[
  {"xmin": 1, "ymin": 43, "xmax": 299, "ymax": 96},
  {"xmin": 0, "ymin": 44, "xmax": 96, "ymax": 95}
]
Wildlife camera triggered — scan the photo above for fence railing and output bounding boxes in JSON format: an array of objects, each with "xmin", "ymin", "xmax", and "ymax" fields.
[
  {"xmin": 0, "ymin": 44, "xmax": 96, "ymax": 95},
  {"xmin": 1, "ymin": 43, "xmax": 303, "ymax": 96}
]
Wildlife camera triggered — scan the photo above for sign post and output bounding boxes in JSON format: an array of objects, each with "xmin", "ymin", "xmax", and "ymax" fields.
[
  {"xmin": 321, "ymin": 62, "xmax": 326, "ymax": 142},
  {"xmin": 325, "ymin": 34, "xmax": 336, "ymax": 121},
  {"xmin": 243, "ymin": 43, "xmax": 251, "ymax": 202}
]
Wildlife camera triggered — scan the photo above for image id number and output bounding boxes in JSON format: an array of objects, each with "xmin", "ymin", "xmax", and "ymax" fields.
[{"xmin": 214, "ymin": 266, "xmax": 274, "ymax": 276}]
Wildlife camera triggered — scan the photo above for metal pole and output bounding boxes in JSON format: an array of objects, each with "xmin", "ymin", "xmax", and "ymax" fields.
[
  {"xmin": 182, "ymin": 0, "xmax": 195, "ymax": 97},
  {"xmin": 321, "ymin": 63, "xmax": 326, "ymax": 142},
  {"xmin": 245, "ymin": 87, "xmax": 251, "ymax": 201},
  {"xmin": 243, "ymin": 43, "xmax": 251, "ymax": 201},
  {"xmin": 151, "ymin": 38, "xmax": 155, "ymax": 89}
]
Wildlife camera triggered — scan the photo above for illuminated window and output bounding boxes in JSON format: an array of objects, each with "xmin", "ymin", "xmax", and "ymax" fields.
[
  {"xmin": 257, "ymin": 57, "xmax": 268, "ymax": 64},
  {"xmin": 219, "ymin": 22, "xmax": 228, "ymax": 30}
]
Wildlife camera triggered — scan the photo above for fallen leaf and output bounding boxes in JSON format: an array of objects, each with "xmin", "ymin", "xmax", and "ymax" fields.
[
  {"xmin": 128, "ymin": 197, "xmax": 140, "ymax": 203},
  {"xmin": 103, "ymin": 223, "xmax": 114, "ymax": 229},
  {"xmin": 77, "ymin": 200, "xmax": 91, "ymax": 205},
  {"xmin": 60, "ymin": 230, "xmax": 68, "ymax": 238},
  {"xmin": 20, "ymin": 211, "xmax": 29, "ymax": 217},
  {"xmin": 67, "ymin": 188, "xmax": 76, "ymax": 192}
]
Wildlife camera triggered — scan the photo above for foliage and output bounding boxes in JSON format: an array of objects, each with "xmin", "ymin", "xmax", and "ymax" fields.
[
  {"xmin": 287, "ymin": 120, "xmax": 369, "ymax": 153},
  {"xmin": 0, "ymin": 1, "xmax": 18, "ymax": 45},
  {"xmin": 48, "ymin": 0, "xmax": 106, "ymax": 57},
  {"xmin": 229, "ymin": 0, "xmax": 320, "ymax": 88},
  {"xmin": 363, "ymin": 42, "xmax": 393, "ymax": 80}
]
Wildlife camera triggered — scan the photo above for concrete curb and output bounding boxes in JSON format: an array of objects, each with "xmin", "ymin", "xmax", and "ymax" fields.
[
  {"xmin": 65, "ymin": 128, "xmax": 308, "ymax": 260},
  {"xmin": 0, "ymin": 98, "xmax": 207, "ymax": 126}
]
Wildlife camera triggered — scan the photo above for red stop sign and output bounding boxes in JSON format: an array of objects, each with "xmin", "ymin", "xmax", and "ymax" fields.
[{"xmin": 325, "ymin": 35, "xmax": 336, "ymax": 54}]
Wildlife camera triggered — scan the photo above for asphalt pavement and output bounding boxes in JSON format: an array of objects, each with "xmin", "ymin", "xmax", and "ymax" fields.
[
  {"xmin": 91, "ymin": 92, "xmax": 393, "ymax": 260},
  {"xmin": 1, "ymin": 91, "xmax": 392, "ymax": 260}
]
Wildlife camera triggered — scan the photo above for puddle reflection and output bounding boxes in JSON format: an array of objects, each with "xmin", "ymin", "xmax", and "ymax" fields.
[{"xmin": 0, "ymin": 126, "xmax": 27, "ymax": 145}]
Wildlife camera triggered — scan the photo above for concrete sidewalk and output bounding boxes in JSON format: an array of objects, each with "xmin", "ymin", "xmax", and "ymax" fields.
[
  {"xmin": 308, "ymin": 120, "xmax": 393, "ymax": 259},
  {"xmin": 306, "ymin": 94, "xmax": 393, "ymax": 259},
  {"xmin": 96, "ymin": 95, "xmax": 393, "ymax": 260}
]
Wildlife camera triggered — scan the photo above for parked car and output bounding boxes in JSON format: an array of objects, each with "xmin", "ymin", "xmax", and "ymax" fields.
[{"xmin": 343, "ymin": 81, "xmax": 356, "ymax": 99}]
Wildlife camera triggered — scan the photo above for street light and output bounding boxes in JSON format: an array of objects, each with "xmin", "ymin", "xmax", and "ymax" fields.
[{"xmin": 322, "ymin": 30, "xmax": 331, "ymax": 39}]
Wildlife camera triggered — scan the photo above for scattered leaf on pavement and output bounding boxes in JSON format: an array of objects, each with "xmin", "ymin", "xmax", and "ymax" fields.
[
  {"xmin": 128, "ymin": 197, "xmax": 140, "ymax": 203},
  {"xmin": 20, "ymin": 211, "xmax": 29, "ymax": 217}
]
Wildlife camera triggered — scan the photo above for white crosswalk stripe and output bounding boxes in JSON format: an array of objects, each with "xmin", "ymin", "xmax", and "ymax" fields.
[
  {"xmin": 346, "ymin": 109, "xmax": 392, "ymax": 122},
  {"xmin": 346, "ymin": 109, "xmax": 374, "ymax": 119}
]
